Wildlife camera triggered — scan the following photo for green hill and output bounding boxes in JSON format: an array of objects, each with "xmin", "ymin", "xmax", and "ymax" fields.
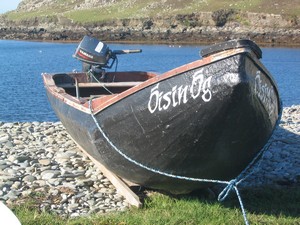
[
  {"xmin": 0, "ymin": 0, "xmax": 299, "ymax": 46},
  {"xmin": 5, "ymin": 0, "xmax": 300, "ymax": 23}
]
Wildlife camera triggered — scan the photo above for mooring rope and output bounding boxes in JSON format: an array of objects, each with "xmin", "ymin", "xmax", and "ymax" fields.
[
  {"xmin": 88, "ymin": 99, "xmax": 282, "ymax": 225},
  {"xmin": 87, "ymin": 70, "xmax": 114, "ymax": 94}
]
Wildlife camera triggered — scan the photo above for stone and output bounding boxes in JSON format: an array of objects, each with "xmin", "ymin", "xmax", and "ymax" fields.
[
  {"xmin": 18, "ymin": 161, "xmax": 29, "ymax": 168},
  {"xmin": 7, "ymin": 155, "xmax": 16, "ymax": 162},
  {"xmin": 1, "ymin": 123, "xmax": 14, "ymax": 128},
  {"xmin": 0, "ymin": 164, "xmax": 9, "ymax": 170},
  {"xmin": 0, "ymin": 133, "xmax": 10, "ymax": 143},
  {"xmin": 70, "ymin": 212, "xmax": 80, "ymax": 217},
  {"xmin": 16, "ymin": 155, "xmax": 31, "ymax": 163},
  {"xmin": 67, "ymin": 203, "xmax": 79, "ymax": 212},
  {"xmin": 6, "ymin": 168, "xmax": 18, "ymax": 176},
  {"xmin": 4, "ymin": 141, "xmax": 13, "ymax": 148},
  {"xmin": 38, "ymin": 158, "xmax": 51, "ymax": 166},
  {"xmin": 11, "ymin": 181, "xmax": 22, "ymax": 190},
  {"xmin": 6, "ymin": 190, "xmax": 20, "ymax": 200},
  {"xmin": 45, "ymin": 127, "xmax": 55, "ymax": 135},
  {"xmin": 41, "ymin": 170, "xmax": 60, "ymax": 180},
  {"xmin": 23, "ymin": 175, "xmax": 37, "ymax": 183},
  {"xmin": 47, "ymin": 178, "xmax": 62, "ymax": 186}
]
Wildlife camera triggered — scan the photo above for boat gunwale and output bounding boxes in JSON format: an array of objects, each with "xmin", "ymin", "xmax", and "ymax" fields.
[{"xmin": 43, "ymin": 47, "xmax": 278, "ymax": 116}]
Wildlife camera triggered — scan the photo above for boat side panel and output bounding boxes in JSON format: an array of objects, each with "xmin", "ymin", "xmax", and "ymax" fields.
[
  {"xmin": 45, "ymin": 53, "xmax": 280, "ymax": 194},
  {"xmin": 46, "ymin": 91, "xmax": 101, "ymax": 159},
  {"xmin": 244, "ymin": 56, "xmax": 279, "ymax": 126},
  {"xmin": 90, "ymin": 54, "xmax": 279, "ymax": 192}
]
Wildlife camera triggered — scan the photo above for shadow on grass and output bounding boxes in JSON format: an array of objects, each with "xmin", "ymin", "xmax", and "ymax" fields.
[
  {"xmin": 129, "ymin": 124, "xmax": 300, "ymax": 224},
  {"xmin": 130, "ymin": 125, "xmax": 300, "ymax": 222},
  {"xmin": 216, "ymin": 186, "xmax": 300, "ymax": 218},
  {"xmin": 177, "ymin": 125, "xmax": 300, "ymax": 219}
]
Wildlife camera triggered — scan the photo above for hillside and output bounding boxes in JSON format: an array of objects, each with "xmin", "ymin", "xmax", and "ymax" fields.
[
  {"xmin": 0, "ymin": 0, "xmax": 300, "ymax": 46},
  {"xmin": 8, "ymin": 0, "xmax": 300, "ymax": 22}
]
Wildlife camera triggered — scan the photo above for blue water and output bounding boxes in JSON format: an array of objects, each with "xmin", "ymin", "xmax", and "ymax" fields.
[{"xmin": 0, "ymin": 40, "xmax": 299, "ymax": 122}]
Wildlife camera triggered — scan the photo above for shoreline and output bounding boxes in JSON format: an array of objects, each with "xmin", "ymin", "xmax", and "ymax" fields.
[
  {"xmin": 0, "ymin": 105, "xmax": 299, "ymax": 216},
  {"xmin": 2, "ymin": 38, "xmax": 300, "ymax": 48}
]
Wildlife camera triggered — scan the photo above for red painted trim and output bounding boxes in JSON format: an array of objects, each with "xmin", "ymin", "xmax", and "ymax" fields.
[{"xmin": 77, "ymin": 50, "xmax": 93, "ymax": 60}]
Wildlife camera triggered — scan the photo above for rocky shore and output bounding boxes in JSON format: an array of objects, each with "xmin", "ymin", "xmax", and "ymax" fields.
[
  {"xmin": 0, "ymin": 122, "xmax": 129, "ymax": 217},
  {"xmin": 1, "ymin": 11, "xmax": 300, "ymax": 46},
  {"xmin": 0, "ymin": 105, "xmax": 299, "ymax": 217},
  {"xmin": 240, "ymin": 105, "xmax": 300, "ymax": 188}
]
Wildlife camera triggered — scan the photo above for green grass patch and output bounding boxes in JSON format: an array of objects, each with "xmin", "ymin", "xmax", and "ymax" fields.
[
  {"xmin": 64, "ymin": 4, "xmax": 145, "ymax": 24},
  {"xmin": 6, "ymin": 11, "xmax": 54, "ymax": 21},
  {"xmin": 4, "ymin": 0, "xmax": 300, "ymax": 23},
  {"xmin": 11, "ymin": 186, "xmax": 300, "ymax": 225}
]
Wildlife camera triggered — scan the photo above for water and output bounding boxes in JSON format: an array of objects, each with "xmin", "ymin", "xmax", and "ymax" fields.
[{"xmin": 0, "ymin": 40, "xmax": 299, "ymax": 122}]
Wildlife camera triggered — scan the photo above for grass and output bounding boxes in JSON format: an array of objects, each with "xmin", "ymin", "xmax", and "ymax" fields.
[
  {"xmin": 6, "ymin": 11, "xmax": 54, "ymax": 21},
  {"xmin": 63, "ymin": 3, "xmax": 145, "ymax": 24},
  {"xmin": 10, "ymin": 186, "xmax": 300, "ymax": 225},
  {"xmin": 3, "ymin": 0, "xmax": 300, "ymax": 23}
]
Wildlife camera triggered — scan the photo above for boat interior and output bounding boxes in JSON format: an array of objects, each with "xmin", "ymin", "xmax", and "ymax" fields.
[{"xmin": 53, "ymin": 71, "xmax": 157, "ymax": 98}]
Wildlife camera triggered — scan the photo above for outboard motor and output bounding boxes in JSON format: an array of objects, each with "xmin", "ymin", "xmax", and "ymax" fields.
[{"xmin": 74, "ymin": 35, "xmax": 141, "ymax": 82}]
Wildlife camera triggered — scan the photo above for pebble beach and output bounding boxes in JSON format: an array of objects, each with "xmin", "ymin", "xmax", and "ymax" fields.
[{"xmin": 0, "ymin": 105, "xmax": 299, "ymax": 217}]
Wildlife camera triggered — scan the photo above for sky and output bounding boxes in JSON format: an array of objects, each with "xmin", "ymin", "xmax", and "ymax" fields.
[{"xmin": 0, "ymin": 0, "xmax": 22, "ymax": 14}]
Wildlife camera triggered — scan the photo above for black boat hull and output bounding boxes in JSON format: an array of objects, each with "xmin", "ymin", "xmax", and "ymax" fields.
[{"xmin": 46, "ymin": 51, "xmax": 279, "ymax": 194}]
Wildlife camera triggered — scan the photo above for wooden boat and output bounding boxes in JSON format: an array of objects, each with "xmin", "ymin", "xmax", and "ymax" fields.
[{"xmin": 43, "ymin": 37, "xmax": 280, "ymax": 194}]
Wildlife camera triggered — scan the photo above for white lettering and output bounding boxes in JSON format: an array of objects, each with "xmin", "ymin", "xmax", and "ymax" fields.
[
  {"xmin": 79, "ymin": 49, "xmax": 94, "ymax": 59},
  {"xmin": 202, "ymin": 76, "xmax": 212, "ymax": 102},
  {"xmin": 148, "ymin": 71, "xmax": 212, "ymax": 114},
  {"xmin": 190, "ymin": 71, "xmax": 204, "ymax": 99},
  {"xmin": 254, "ymin": 71, "xmax": 276, "ymax": 117},
  {"xmin": 148, "ymin": 84, "xmax": 159, "ymax": 114},
  {"xmin": 178, "ymin": 85, "xmax": 188, "ymax": 105},
  {"xmin": 162, "ymin": 92, "xmax": 172, "ymax": 110},
  {"xmin": 172, "ymin": 86, "xmax": 178, "ymax": 107}
]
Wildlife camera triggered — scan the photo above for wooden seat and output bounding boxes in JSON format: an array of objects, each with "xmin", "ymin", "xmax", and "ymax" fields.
[{"xmin": 58, "ymin": 81, "xmax": 143, "ymax": 89}]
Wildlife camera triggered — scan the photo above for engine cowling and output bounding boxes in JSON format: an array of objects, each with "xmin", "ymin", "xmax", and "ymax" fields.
[{"xmin": 73, "ymin": 35, "xmax": 112, "ymax": 67}]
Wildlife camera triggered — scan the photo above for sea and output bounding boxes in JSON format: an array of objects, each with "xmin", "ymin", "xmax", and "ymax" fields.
[{"xmin": 0, "ymin": 40, "xmax": 299, "ymax": 122}]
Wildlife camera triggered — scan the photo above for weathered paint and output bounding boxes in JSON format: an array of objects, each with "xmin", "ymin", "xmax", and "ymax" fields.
[{"xmin": 42, "ymin": 40, "xmax": 280, "ymax": 194}]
